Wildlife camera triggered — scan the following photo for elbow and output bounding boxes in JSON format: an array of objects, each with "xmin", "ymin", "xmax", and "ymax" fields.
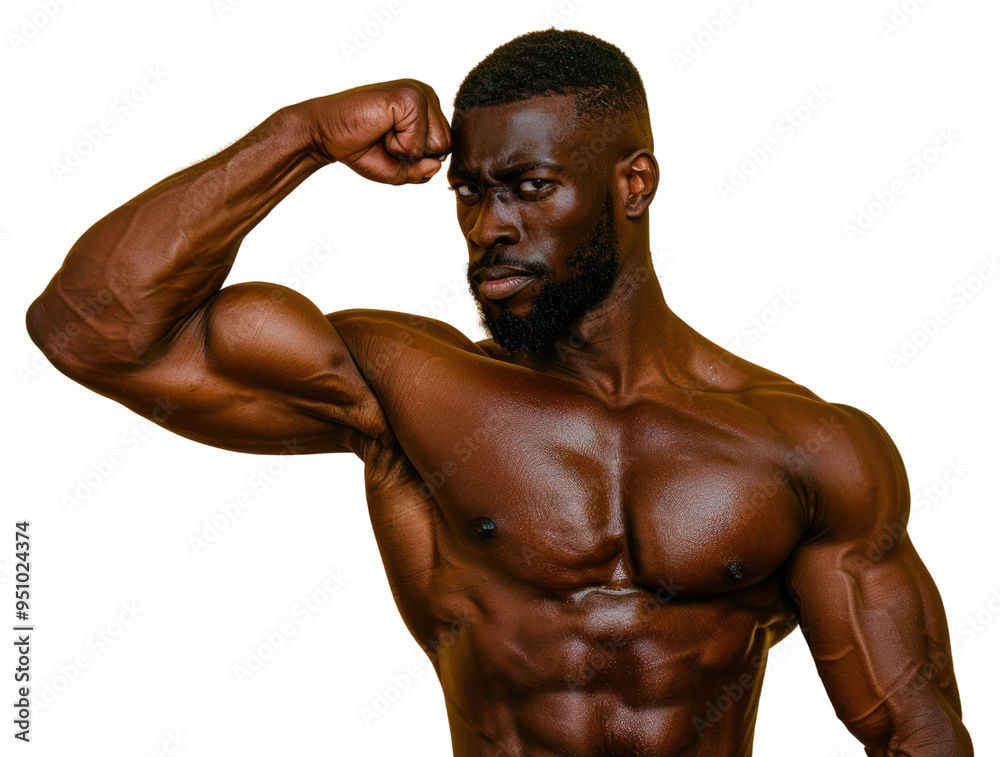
[
  {"xmin": 25, "ymin": 294, "xmax": 62, "ymax": 365},
  {"xmin": 26, "ymin": 294, "xmax": 88, "ymax": 379},
  {"xmin": 26, "ymin": 292, "xmax": 133, "ymax": 384},
  {"xmin": 858, "ymin": 712, "xmax": 974, "ymax": 756},
  {"xmin": 906, "ymin": 718, "xmax": 974, "ymax": 757}
]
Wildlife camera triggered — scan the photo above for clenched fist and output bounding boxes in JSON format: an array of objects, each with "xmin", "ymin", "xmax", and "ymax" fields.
[{"xmin": 295, "ymin": 79, "xmax": 452, "ymax": 185}]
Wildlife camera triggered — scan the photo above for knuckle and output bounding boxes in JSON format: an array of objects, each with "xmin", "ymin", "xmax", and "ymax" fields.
[{"xmin": 394, "ymin": 82, "xmax": 428, "ymax": 107}]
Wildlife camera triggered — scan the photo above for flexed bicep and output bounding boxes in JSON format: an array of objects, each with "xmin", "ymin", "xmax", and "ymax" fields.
[{"xmin": 105, "ymin": 283, "xmax": 391, "ymax": 455}]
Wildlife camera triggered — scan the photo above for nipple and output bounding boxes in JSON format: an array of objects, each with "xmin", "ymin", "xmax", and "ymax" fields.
[
  {"xmin": 472, "ymin": 516, "xmax": 496, "ymax": 539},
  {"xmin": 727, "ymin": 560, "xmax": 746, "ymax": 583}
]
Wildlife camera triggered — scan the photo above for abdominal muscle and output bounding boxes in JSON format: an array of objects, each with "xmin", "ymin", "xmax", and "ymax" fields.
[{"xmin": 426, "ymin": 571, "xmax": 797, "ymax": 757}]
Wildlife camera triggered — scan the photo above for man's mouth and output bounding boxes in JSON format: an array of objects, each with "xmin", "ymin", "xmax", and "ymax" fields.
[
  {"xmin": 475, "ymin": 265, "xmax": 536, "ymax": 301},
  {"xmin": 481, "ymin": 275, "xmax": 534, "ymax": 300}
]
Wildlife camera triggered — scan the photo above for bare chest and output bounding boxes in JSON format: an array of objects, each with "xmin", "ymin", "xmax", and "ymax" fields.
[{"xmin": 366, "ymin": 385, "xmax": 810, "ymax": 603}]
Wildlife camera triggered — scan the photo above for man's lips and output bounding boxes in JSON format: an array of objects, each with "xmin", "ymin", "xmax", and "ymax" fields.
[
  {"xmin": 481, "ymin": 275, "xmax": 534, "ymax": 300},
  {"xmin": 475, "ymin": 265, "xmax": 536, "ymax": 301}
]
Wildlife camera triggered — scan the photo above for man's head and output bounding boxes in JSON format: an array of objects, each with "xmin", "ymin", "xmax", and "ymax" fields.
[{"xmin": 448, "ymin": 30, "xmax": 658, "ymax": 356}]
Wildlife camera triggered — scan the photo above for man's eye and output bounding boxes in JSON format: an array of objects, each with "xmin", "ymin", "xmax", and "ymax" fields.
[
  {"xmin": 516, "ymin": 179, "xmax": 556, "ymax": 199},
  {"xmin": 450, "ymin": 184, "xmax": 480, "ymax": 201}
]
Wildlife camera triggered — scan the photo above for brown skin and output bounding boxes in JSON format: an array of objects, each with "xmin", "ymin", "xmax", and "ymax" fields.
[{"xmin": 27, "ymin": 80, "xmax": 972, "ymax": 756}]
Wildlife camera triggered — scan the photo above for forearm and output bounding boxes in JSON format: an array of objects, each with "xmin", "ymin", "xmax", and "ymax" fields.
[{"xmin": 27, "ymin": 104, "xmax": 326, "ymax": 372}]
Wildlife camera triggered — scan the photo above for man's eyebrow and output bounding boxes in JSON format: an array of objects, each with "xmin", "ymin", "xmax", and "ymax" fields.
[
  {"xmin": 492, "ymin": 161, "xmax": 563, "ymax": 182},
  {"xmin": 447, "ymin": 160, "xmax": 565, "ymax": 183},
  {"xmin": 446, "ymin": 163, "xmax": 477, "ymax": 181}
]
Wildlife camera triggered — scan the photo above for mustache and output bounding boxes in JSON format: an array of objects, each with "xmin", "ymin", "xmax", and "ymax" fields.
[{"xmin": 467, "ymin": 254, "xmax": 548, "ymax": 282}]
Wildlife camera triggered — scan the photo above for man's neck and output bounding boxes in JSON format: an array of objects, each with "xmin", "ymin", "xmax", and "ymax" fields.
[{"xmin": 514, "ymin": 253, "xmax": 697, "ymax": 401}]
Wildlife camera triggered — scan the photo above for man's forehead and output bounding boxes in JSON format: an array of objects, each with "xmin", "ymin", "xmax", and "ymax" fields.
[
  {"xmin": 452, "ymin": 93, "xmax": 579, "ymax": 124},
  {"xmin": 449, "ymin": 95, "xmax": 583, "ymax": 173}
]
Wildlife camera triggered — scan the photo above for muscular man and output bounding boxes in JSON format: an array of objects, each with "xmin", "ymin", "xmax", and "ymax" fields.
[{"xmin": 27, "ymin": 30, "xmax": 972, "ymax": 756}]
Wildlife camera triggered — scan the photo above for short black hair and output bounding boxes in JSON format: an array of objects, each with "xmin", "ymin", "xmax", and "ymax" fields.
[{"xmin": 454, "ymin": 29, "xmax": 652, "ymax": 147}]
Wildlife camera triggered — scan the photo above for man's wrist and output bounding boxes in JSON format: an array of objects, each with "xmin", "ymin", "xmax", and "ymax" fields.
[{"xmin": 269, "ymin": 102, "xmax": 336, "ymax": 167}]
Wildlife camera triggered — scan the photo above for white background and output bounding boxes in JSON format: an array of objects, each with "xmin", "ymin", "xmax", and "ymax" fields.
[{"xmin": 3, "ymin": 0, "xmax": 999, "ymax": 755}]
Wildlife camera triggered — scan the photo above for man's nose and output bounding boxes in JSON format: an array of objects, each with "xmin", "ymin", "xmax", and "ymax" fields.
[{"xmin": 468, "ymin": 190, "xmax": 520, "ymax": 251}]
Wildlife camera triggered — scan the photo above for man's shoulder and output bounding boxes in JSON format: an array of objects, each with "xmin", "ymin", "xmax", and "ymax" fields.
[
  {"xmin": 709, "ymin": 349, "xmax": 902, "ymax": 500},
  {"xmin": 733, "ymin": 373, "xmax": 907, "ymax": 533},
  {"xmin": 690, "ymin": 340, "xmax": 880, "ymax": 446},
  {"xmin": 736, "ymin": 371, "xmax": 895, "ymax": 478},
  {"xmin": 325, "ymin": 308, "xmax": 488, "ymax": 356},
  {"xmin": 323, "ymin": 308, "xmax": 494, "ymax": 393}
]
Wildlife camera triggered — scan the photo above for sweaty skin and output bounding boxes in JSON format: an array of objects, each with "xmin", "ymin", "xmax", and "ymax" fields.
[{"xmin": 27, "ymin": 80, "xmax": 972, "ymax": 756}]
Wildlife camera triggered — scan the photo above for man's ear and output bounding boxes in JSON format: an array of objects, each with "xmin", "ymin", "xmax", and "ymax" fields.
[{"xmin": 620, "ymin": 150, "xmax": 658, "ymax": 218}]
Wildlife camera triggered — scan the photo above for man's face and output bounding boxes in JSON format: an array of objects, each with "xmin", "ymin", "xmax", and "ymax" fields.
[{"xmin": 448, "ymin": 96, "xmax": 619, "ymax": 355}]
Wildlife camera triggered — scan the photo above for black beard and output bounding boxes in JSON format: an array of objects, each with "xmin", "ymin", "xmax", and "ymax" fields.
[{"xmin": 469, "ymin": 197, "xmax": 619, "ymax": 356}]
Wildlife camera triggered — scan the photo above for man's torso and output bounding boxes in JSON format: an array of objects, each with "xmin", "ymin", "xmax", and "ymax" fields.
[{"xmin": 335, "ymin": 311, "xmax": 831, "ymax": 756}]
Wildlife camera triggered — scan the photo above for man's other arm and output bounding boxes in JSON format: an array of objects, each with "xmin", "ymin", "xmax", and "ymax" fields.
[
  {"xmin": 785, "ymin": 404, "xmax": 973, "ymax": 755},
  {"xmin": 25, "ymin": 81, "xmax": 451, "ymax": 455}
]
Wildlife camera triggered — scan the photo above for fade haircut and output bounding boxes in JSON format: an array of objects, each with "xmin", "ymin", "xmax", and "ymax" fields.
[{"xmin": 454, "ymin": 29, "xmax": 653, "ymax": 149}]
